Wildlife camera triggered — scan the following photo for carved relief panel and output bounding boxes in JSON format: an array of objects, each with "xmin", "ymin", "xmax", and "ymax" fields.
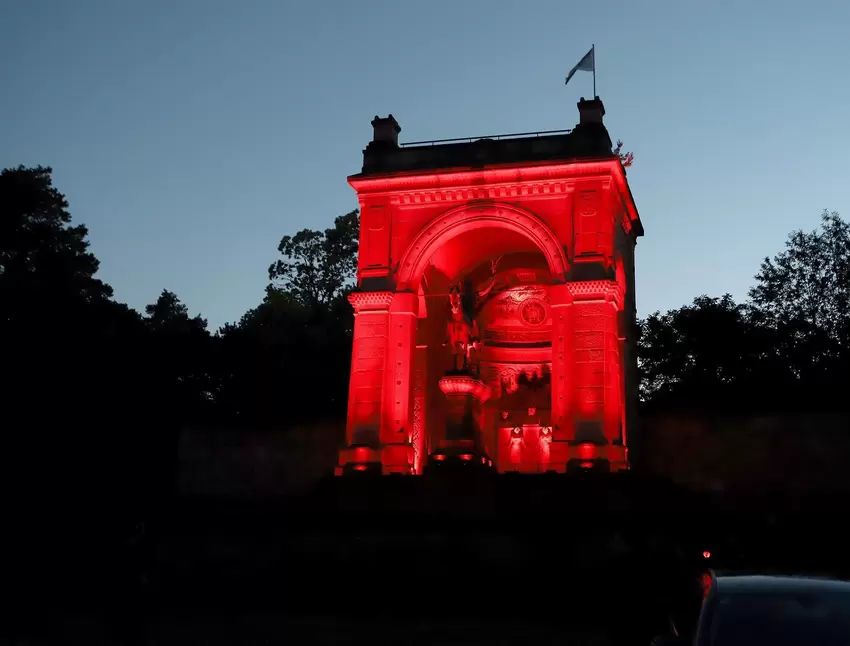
[{"xmin": 480, "ymin": 284, "xmax": 552, "ymax": 346}]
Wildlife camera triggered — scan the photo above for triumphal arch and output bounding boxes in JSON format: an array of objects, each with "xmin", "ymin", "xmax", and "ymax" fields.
[{"xmin": 337, "ymin": 97, "xmax": 643, "ymax": 475}]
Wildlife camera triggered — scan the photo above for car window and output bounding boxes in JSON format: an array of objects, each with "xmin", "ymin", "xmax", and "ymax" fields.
[{"xmin": 710, "ymin": 590, "xmax": 850, "ymax": 646}]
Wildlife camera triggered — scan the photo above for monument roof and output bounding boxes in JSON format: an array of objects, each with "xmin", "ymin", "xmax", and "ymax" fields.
[{"xmin": 354, "ymin": 98, "xmax": 617, "ymax": 177}]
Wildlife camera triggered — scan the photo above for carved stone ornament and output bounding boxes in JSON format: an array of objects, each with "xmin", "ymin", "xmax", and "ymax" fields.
[
  {"xmin": 348, "ymin": 291, "xmax": 394, "ymax": 312},
  {"xmin": 565, "ymin": 280, "xmax": 623, "ymax": 305},
  {"xmin": 438, "ymin": 376, "xmax": 492, "ymax": 403},
  {"xmin": 520, "ymin": 300, "xmax": 547, "ymax": 326}
]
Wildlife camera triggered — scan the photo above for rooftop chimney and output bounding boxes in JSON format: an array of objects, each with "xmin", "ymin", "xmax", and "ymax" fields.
[
  {"xmin": 577, "ymin": 97, "xmax": 605, "ymax": 125},
  {"xmin": 370, "ymin": 114, "xmax": 401, "ymax": 148},
  {"xmin": 572, "ymin": 96, "xmax": 613, "ymax": 156}
]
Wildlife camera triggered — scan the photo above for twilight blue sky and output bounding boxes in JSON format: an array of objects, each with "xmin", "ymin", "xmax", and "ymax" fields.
[{"xmin": 2, "ymin": 0, "xmax": 848, "ymax": 329}]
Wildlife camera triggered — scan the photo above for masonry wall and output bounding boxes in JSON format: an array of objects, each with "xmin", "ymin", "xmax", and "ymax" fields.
[
  {"xmin": 176, "ymin": 413, "xmax": 850, "ymax": 500},
  {"xmin": 638, "ymin": 412, "xmax": 850, "ymax": 492},
  {"xmin": 177, "ymin": 423, "xmax": 344, "ymax": 500}
]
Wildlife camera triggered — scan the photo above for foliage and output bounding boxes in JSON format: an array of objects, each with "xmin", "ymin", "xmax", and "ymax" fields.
[
  {"xmin": 640, "ymin": 295, "xmax": 750, "ymax": 404},
  {"xmin": 144, "ymin": 289, "xmax": 216, "ymax": 422},
  {"xmin": 212, "ymin": 284, "xmax": 353, "ymax": 428},
  {"xmin": 749, "ymin": 210, "xmax": 849, "ymax": 348},
  {"xmin": 215, "ymin": 206, "xmax": 359, "ymax": 428},
  {"xmin": 268, "ymin": 209, "xmax": 359, "ymax": 308},
  {"xmin": 639, "ymin": 211, "xmax": 850, "ymax": 412},
  {"xmin": 0, "ymin": 165, "xmax": 113, "ymax": 322},
  {"xmin": 145, "ymin": 289, "xmax": 208, "ymax": 333},
  {"xmin": 613, "ymin": 139, "xmax": 634, "ymax": 167},
  {"xmin": 1, "ymin": 166, "xmax": 164, "ymax": 508}
]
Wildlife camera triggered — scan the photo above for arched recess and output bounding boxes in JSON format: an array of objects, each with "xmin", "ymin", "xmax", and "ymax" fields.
[{"xmin": 395, "ymin": 203, "xmax": 569, "ymax": 292}]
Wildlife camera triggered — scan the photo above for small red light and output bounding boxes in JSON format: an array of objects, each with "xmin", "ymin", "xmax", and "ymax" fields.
[
  {"xmin": 580, "ymin": 461, "xmax": 594, "ymax": 469},
  {"xmin": 481, "ymin": 457, "xmax": 487, "ymax": 464},
  {"xmin": 353, "ymin": 464, "xmax": 368, "ymax": 472},
  {"xmin": 703, "ymin": 550, "xmax": 711, "ymax": 559},
  {"xmin": 460, "ymin": 453, "xmax": 473, "ymax": 461},
  {"xmin": 433, "ymin": 454, "xmax": 445, "ymax": 461}
]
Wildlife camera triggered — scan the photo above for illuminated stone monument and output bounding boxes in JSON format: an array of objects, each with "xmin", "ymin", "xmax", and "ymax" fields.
[{"xmin": 337, "ymin": 98, "xmax": 643, "ymax": 475}]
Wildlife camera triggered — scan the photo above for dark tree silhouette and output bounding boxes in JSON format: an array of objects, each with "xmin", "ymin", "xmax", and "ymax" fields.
[
  {"xmin": 1, "ymin": 167, "xmax": 178, "ymax": 512},
  {"xmin": 639, "ymin": 211, "xmax": 849, "ymax": 413},
  {"xmin": 144, "ymin": 289, "xmax": 215, "ymax": 425},
  {"xmin": 0, "ymin": 166, "xmax": 113, "ymax": 321},
  {"xmin": 145, "ymin": 289, "xmax": 207, "ymax": 331},
  {"xmin": 212, "ymin": 210, "xmax": 359, "ymax": 429},
  {"xmin": 750, "ymin": 210, "xmax": 849, "ymax": 340},
  {"xmin": 639, "ymin": 295, "xmax": 752, "ymax": 406},
  {"xmin": 268, "ymin": 209, "xmax": 359, "ymax": 308},
  {"xmin": 749, "ymin": 210, "xmax": 849, "ymax": 376}
]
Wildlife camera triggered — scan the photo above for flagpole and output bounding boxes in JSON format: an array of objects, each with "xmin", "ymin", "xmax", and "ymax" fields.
[{"xmin": 592, "ymin": 43, "xmax": 596, "ymax": 97}]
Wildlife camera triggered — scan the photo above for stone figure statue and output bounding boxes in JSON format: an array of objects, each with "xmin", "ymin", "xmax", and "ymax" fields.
[
  {"xmin": 538, "ymin": 426, "xmax": 553, "ymax": 465},
  {"xmin": 445, "ymin": 258, "xmax": 500, "ymax": 372},
  {"xmin": 508, "ymin": 426, "xmax": 525, "ymax": 466}
]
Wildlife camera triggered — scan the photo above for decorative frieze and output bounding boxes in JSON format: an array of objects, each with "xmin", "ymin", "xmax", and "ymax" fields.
[{"xmin": 391, "ymin": 182, "xmax": 571, "ymax": 205}]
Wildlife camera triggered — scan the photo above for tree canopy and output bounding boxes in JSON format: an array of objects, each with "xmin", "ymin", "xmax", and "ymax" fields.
[
  {"xmin": 268, "ymin": 209, "xmax": 359, "ymax": 308},
  {"xmin": 0, "ymin": 166, "xmax": 363, "ymax": 520},
  {"xmin": 0, "ymin": 166, "xmax": 113, "ymax": 321},
  {"xmin": 639, "ymin": 210, "xmax": 850, "ymax": 413}
]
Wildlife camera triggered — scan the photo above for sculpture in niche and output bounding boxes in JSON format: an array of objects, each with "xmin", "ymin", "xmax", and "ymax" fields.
[
  {"xmin": 538, "ymin": 426, "xmax": 553, "ymax": 464},
  {"xmin": 445, "ymin": 258, "xmax": 501, "ymax": 372},
  {"xmin": 508, "ymin": 426, "xmax": 525, "ymax": 465},
  {"xmin": 500, "ymin": 368, "xmax": 520, "ymax": 395}
]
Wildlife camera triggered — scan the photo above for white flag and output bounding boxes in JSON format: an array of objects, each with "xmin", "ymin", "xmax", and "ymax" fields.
[{"xmin": 565, "ymin": 47, "xmax": 594, "ymax": 86}]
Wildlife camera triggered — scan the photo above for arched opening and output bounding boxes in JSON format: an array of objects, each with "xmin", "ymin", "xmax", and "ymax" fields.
[
  {"xmin": 398, "ymin": 205, "xmax": 567, "ymax": 472},
  {"xmin": 395, "ymin": 203, "xmax": 568, "ymax": 293}
]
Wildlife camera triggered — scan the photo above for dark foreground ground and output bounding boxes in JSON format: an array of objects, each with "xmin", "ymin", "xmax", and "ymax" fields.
[{"xmin": 6, "ymin": 473, "xmax": 850, "ymax": 645}]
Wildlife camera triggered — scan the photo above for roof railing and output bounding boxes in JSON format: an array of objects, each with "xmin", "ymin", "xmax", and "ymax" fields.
[{"xmin": 399, "ymin": 128, "xmax": 572, "ymax": 147}]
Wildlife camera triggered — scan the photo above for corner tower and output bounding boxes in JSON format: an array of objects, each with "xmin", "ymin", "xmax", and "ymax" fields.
[{"xmin": 337, "ymin": 99, "xmax": 643, "ymax": 475}]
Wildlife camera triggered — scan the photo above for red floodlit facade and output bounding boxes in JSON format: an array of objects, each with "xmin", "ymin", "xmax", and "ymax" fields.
[{"xmin": 337, "ymin": 97, "xmax": 643, "ymax": 475}]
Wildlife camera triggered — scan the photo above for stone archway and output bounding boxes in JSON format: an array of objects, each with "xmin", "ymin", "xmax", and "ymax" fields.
[
  {"xmin": 391, "ymin": 203, "xmax": 570, "ymax": 472},
  {"xmin": 395, "ymin": 203, "xmax": 569, "ymax": 291}
]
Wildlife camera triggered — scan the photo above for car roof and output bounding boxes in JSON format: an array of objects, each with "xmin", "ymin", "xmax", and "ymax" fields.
[{"xmin": 716, "ymin": 575, "xmax": 850, "ymax": 596}]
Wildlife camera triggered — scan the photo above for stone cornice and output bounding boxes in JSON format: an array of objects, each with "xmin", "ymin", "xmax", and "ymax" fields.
[
  {"xmin": 391, "ymin": 182, "xmax": 573, "ymax": 206},
  {"xmin": 610, "ymin": 163, "xmax": 643, "ymax": 238},
  {"xmin": 349, "ymin": 161, "xmax": 620, "ymax": 197}
]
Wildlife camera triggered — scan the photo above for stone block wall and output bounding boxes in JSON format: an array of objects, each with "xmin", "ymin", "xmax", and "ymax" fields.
[{"xmin": 637, "ymin": 412, "xmax": 850, "ymax": 492}]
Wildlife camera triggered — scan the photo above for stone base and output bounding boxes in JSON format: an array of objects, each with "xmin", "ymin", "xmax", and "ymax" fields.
[
  {"xmin": 336, "ymin": 440, "xmax": 626, "ymax": 476},
  {"xmin": 336, "ymin": 443, "xmax": 414, "ymax": 475}
]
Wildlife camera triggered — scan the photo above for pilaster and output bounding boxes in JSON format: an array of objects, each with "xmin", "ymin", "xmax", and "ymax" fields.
[
  {"xmin": 566, "ymin": 279, "xmax": 626, "ymax": 467},
  {"xmin": 380, "ymin": 292, "xmax": 418, "ymax": 473},
  {"xmin": 345, "ymin": 291, "xmax": 394, "ymax": 448},
  {"xmin": 549, "ymin": 283, "xmax": 573, "ymax": 442}
]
